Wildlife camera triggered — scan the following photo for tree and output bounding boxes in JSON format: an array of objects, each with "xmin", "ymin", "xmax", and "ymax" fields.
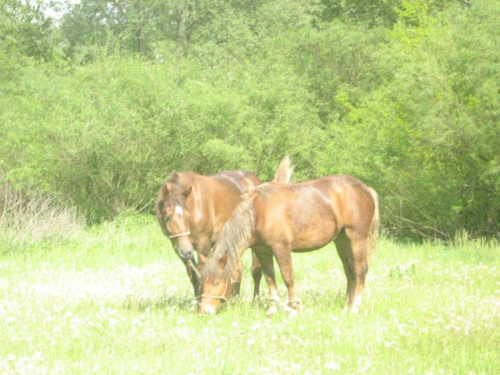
[{"xmin": 0, "ymin": 0, "xmax": 56, "ymax": 65}]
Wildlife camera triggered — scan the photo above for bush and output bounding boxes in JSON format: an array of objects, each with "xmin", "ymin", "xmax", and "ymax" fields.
[{"xmin": 0, "ymin": 178, "xmax": 84, "ymax": 251}]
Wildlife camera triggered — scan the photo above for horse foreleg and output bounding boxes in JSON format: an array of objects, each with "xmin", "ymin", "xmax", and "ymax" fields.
[
  {"xmin": 231, "ymin": 261, "xmax": 244, "ymax": 296},
  {"xmin": 272, "ymin": 244, "xmax": 300, "ymax": 311},
  {"xmin": 251, "ymin": 249, "xmax": 263, "ymax": 300},
  {"xmin": 190, "ymin": 238, "xmax": 212, "ymax": 301},
  {"xmin": 183, "ymin": 259, "xmax": 201, "ymax": 302},
  {"xmin": 254, "ymin": 248, "xmax": 280, "ymax": 315}
]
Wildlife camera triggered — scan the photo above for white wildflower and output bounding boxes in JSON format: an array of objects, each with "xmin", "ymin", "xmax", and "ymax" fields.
[{"xmin": 324, "ymin": 361, "xmax": 340, "ymax": 370}]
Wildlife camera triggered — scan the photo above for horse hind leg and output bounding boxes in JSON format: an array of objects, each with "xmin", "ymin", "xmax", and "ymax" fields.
[{"xmin": 334, "ymin": 229, "xmax": 369, "ymax": 313}]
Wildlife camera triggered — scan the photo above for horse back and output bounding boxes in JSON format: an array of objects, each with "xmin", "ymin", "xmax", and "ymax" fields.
[
  {"xmin": 212, "ymin": 170, "xmax": 262, "ymax": 193},
  {"xmin": 183, "ymin": 171, "xmax": 262, "ymax": 238},
  {"xmin": 168, "ymin": 170, "xmax": 260, "ymax": 200},
  {"xmin": 252, "ymin": 176, "xmax": 377, "ymax": 250}
]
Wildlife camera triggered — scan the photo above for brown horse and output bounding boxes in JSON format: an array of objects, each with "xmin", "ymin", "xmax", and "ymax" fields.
[
  {"xmin": 155, "ymin": 156, "xmax": 293, "ymax": 301},
  {"xmin": 200, "ymin": 175, "xmax": 379, "ymax": 315}
]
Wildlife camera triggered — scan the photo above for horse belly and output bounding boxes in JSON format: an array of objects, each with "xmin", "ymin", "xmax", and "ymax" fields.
[{"xmin": 291, "ymin": 221, "xmax": 337, "ymax": 251}]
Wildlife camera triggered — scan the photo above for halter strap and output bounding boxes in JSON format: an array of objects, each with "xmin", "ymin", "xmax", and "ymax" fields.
[
  {"xmin": 187, "ymin": 260, "xmax": 201, "ymax": 279},
  {"xmin": 169, "ymin": 231, "xmax": 191, "ymax": 239},
  {"xmin": 201, "ymin": 279, "xmax": 230, "ymax": 301}
]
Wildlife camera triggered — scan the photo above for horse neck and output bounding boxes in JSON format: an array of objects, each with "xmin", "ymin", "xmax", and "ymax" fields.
[
  {"xmin": 181, "ymin": 175, "xmax": 233, "ymax": 240},
  {"xmin": 205, "ymin": 176, "xmax": 248, "ymax": 226},
  {"xmin": 204, "ymin": 197, "xmax": 257, "ymax": 279}
]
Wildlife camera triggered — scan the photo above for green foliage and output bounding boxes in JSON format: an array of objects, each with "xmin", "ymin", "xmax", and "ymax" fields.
[
  {"xmin": 330, "ymin": 0, "xmax": 500, "ymax": 237},
  {"xmin": 0, "ymin": 0, "xmax": 498, "ymax": 237},
  {"xmin": 0, "ymin": 0, "xmax": 57, "ymax": 63}
]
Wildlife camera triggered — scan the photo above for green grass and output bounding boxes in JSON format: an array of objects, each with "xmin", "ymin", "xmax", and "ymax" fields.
[{"xmin": 0, "ymin": 216, "xmax": 498, "ymax": 374}]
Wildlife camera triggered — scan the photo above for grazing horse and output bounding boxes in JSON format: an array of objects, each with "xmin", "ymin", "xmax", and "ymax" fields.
[
  {"xmin": 200, "ymin": 175, "xmax": 379, "ymax": 315},
  {"xmin": 155, "ymin": 156, "xmax": 293, "ymax": 301}
]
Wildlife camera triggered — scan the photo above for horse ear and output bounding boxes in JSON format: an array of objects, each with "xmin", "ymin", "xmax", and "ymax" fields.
[
  {"xmin": 219, "ymin": 253, "xmax": 228, "ymax": 269},
  {"xmin": 162, "ymin": 184, "xmax": 169, "ymax": 198},
  {"xmin": 182, "ymin": 186, "xmax": 192, "ymax": 199},
  {"xmin": 242, "ymin": 185, "xmax": 256, "ymax": 199}
]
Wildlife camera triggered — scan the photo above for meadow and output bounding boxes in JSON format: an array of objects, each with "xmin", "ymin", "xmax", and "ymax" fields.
[
  {"xmin": 0, "ymin": 215, "xmax": 498, "ymax": 374},
  {"xmin": 2, "ymin": 2, "xmax": 499, "ymax": 373}
]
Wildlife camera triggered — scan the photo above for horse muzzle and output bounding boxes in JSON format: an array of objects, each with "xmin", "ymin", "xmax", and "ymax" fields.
[
  {"xmin": 199, "ymin": 303, "xmax": 218, "ymax": 315},
  {"xmin": 178, "ymin": 248, "xmax": 195, "ymax": 261}
]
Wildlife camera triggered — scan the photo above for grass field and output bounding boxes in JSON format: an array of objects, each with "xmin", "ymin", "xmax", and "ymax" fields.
[{"xmin": 0, "ymin": 215, "xmax": 498, "ymax": 374}]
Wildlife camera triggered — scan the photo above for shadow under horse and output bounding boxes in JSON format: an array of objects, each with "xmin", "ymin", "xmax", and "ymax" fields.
[
  {"xmin": 200, "ymin": 175, "xmax": 379, "ymax": 315},
  {"xmin": 155, "ymin": 156, "xmax": 293, "ymax": 301}
]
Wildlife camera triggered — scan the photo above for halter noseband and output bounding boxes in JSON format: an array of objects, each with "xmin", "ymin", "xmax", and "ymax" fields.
[
  {"xmin": 201, "ymin": 278, "xmax": 231, "ymax": 302},
  {"xmin": 169, "ymin": 231, "xmax": 191, "ymax": 239}
]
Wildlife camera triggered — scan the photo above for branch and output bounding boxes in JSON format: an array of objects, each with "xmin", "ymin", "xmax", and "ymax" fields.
[{"xmin": 110, "ymin": 0, "xmax": 127, "ymax": 17}]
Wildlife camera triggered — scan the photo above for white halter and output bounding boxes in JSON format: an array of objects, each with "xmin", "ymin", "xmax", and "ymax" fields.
[{"xmin": 168, "ymin": 231, "xmax": 191, "ymax": 239}]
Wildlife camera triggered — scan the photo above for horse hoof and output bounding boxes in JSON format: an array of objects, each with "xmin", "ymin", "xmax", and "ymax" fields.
[
  {"xmin": 342, "ymin": 306, "xmax": 360, "ymax": 314},
  {"xmin": 266, "ymin": 305, "xmax": 279, "ymax": 316},
  {"xmin": 284, "ymin": 305, "xmax": 299, "ymax": 318},
  {"xmin": 289, "ymin": 301, "xmax": 301, "ymax": 310}
]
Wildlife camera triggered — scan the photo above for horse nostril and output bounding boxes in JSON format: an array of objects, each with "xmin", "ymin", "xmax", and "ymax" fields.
[{"xmin": 179, "ymin": 249, "xmax": 193, "ymax": 260}]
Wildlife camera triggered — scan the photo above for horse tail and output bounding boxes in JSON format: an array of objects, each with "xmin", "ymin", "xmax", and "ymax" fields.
[
  {"xmin": 203, "ymin": 192, "xmax": 257, "ymax": 279},
  {"xmin": 367, "ymin": 187, "xmax": 380, "ymax": 263},
  {"xmin": 272, "ymin": 155, "xmax": 294, "ymax": 184}
]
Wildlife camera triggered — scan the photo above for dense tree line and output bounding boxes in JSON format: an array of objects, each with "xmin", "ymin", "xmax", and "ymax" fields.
[{"xmin": 1, "ymin": 0, "xmax": 498, "ymax": 239}]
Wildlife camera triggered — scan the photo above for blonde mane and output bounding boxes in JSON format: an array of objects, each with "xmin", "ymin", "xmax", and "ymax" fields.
[{"xmin": 203, "ymin": 196, "xmax": 256, "ymax": 279}]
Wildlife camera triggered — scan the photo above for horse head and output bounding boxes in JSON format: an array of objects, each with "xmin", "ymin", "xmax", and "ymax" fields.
[
  {"xmin": 157, "ymin": 182, "xmax": 194, "ymax": 261},
  {"xmin": 199, "ymin": 253, "xmax": 232, "ymax": 314}
]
